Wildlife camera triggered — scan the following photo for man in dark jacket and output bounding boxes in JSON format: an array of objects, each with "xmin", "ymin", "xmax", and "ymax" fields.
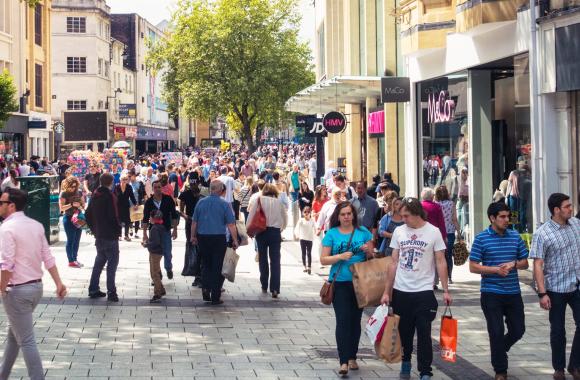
[{"xmin": 85, "ymin": 173, "xmax": 122, "ymax": 302}]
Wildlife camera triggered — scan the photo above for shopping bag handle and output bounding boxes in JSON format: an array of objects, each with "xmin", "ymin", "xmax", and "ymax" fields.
[
  {"xmin": 381, "ymin": 303, "xmax": 394, "ymax": 316},
  {"xmin": 443, "ymin": 305, "xmax": 453, "ymax": 318}
]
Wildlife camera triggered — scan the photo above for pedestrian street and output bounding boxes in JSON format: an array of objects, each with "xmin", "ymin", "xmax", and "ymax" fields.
[{"xmin": 0, "ymin": 219, "xmax": 575, "ymax": 380}]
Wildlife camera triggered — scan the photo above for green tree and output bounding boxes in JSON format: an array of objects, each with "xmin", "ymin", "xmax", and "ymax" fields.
[
  {"xmin": 0, "ymin": 70, "xmax": 19, "ymax": 129},
  {"xmin": 148, "ymin": 0, "xmax": 315, "ymax": 152}
]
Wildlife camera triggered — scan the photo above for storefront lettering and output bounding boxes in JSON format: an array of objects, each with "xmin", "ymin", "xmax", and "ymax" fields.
[{"xmin": 428, "ymin": 91, "xmax": 455, "ymax": 123}]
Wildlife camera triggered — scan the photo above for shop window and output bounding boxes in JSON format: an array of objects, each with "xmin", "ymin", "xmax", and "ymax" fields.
[
  {"xmin": 34, "ymin": 3, "xmax": 42, "ymax": 46},
  {"xmin": 98, "ymin": 58, "xmax": 103, "ymax": 75},
  {"xmin": 417, "ymin": 72, "xmax": 470, "ymax": 236},
  {"xmin": 66, "ymin": 17, "xmax": 86, "ymax": 33}
]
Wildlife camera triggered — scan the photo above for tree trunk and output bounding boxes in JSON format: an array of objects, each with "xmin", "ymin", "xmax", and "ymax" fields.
[
  {"xmin": 254, "ymin": 122, "xmax": 264, "ymax": 150},
  {"xmin": 242, "ymin": 120, "xmax": 255, "ymax": 153}
]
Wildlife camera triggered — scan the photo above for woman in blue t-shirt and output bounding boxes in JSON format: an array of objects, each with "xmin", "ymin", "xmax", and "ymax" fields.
[{"xmin": 321, "ymin": 201, "xmax": 374, "ymax": 376}]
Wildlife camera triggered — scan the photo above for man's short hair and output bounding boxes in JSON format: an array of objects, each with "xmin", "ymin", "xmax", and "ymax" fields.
[
  {"xmin": 487, "ymin": 201, "xmax": 510, "ymax": 219},
  {"xmin": 420, "ymin": 187, "xmax": 434, "ymax": 201},
  {"xmin": 400, "ymin": 197, "xmax": 427, "ymax": 220},
  {"xmin": 5, "ymin": 188, "xmax": 28, "ymax": 211},
  {"xmin": 100, "ymin": 173, "xmax": 114, "ymax": 187},
  {"xmin": 210, "ymin": 179, "xmax": 225, "ymax": 194},
  {"xmin": 547, "ymin": 193, "xmax": 570, "ymax": 216},
  {"xmin": 335, "ymin": 175, "xmax": 345, "ymax": 182}
]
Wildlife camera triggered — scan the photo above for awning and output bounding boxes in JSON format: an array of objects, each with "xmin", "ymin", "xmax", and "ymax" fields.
[{"xmin": 285, "ymin": 76, "xmax": 382, "ymax": 114}]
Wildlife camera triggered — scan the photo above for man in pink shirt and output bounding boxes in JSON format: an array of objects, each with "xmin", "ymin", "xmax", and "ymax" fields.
[{"xmin": 0, "ymin": 188, "xmax": 67, "ymax": 380}]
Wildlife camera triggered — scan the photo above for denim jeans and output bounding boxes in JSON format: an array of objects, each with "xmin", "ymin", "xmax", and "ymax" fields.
[
  {"xmin": 0, "ymin": 283, "xmax": 44, "ymax": 380},
  {"xmin": 392, "ymin": 289, "xmax": 438, "ymax": 377},
  {"xmin": 161, "ymin": 229, "xmax": 173, "ymax": 272},
  {"xmin": 547, "ymin": 289, "xmax": 580, "ymax": 372},
  {"xmin": 332, "ymin": 281, "xmax": 363, "ymax": 365},
  {"xmin": 62, "ymin": 215, "xmax": 82, "ymax": 263},
  {"xmin": 89, "ymin": 239, "xmax": 120, "ymax": 296},
  {"xmin": 256, "ymin": 227, "xmax": 282, "ymax": 293},
  {"xmin": 480, "ymin": 292, "xmax": 526, "ymax": 374}
]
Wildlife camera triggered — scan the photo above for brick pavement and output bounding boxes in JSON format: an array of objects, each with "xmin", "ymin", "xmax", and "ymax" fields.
[{"xmin": 0, "ymin": 216, "xmax": 576, "ymax": 380}]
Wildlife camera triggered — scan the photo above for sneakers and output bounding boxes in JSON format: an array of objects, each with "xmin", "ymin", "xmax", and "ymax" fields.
[
  {"xmin": 107, "ymin": 293, "xmax": 119, "ymax": 302},
  {"xmin": 89, "ymin": 291, "xmax": 106, "ymax": 299},
  {"xmin": 150, "ymin": 295, "xmax": 162, "ymax": 303},
  {"xmin": 400, "ymin": 361, "xmax": 411, "ymax": 379},
  {"xmin": 68, "ymin": 262, "xmax": 81, "ymax": 268},
  {"xmin": 553, "ymin": 370, "xmax": 565, "ymax": 380},
  {"xmin": 167, "ymin": 270, "xmax": 173, "ymax": 280},
  {"xmin": 420, "ymin": 376, "xmax": 432, "ymax": 380}
]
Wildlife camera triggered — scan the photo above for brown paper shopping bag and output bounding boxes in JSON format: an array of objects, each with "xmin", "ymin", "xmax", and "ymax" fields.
[
  {"xmin": 351, "ymin": 256, "xmax": 391, "ymax": 308},
  {"xmin": 374, "ymin": 310, "xmax": 402, "ymax": 364}
]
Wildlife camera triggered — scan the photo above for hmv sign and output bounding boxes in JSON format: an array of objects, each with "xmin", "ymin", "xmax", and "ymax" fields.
[
  {"xmin": 381, "ymin": 77, "xmax": 410, "ymax": 103},
  {"xmin": 322, "ymin": 111, "xmax": 347, "ymax": 134}
]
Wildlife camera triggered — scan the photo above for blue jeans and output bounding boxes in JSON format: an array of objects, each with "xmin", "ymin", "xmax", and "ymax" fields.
[
  {"xmin": 62, "ymin": 215, "xmax": 82, "ymax": 263},
  {"xmin": 290, "ymin": 191, "xmax": 299, "ymax": 203},
  {"xmin": 548, "ymin": 289, "xmax": 580, "ymax": 372},
  {"xmin": 89, "ymin": 239, "xmax": 119, "ymax": 296},
  {"xmin": 161, "ymin": 229, "xmax": 173, "ymax": 272}
]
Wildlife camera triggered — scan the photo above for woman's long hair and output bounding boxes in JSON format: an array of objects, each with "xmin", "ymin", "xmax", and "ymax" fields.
[
  {"xmin": 61, "ymin": 176, "xmax": 80, "ymax": 193},
  {"xmin": 9, "ymin": 169, "xmax": 18, "ymax": 186},
  {"xmin": 329, "ymin": 201, "xmax": 359, "ymax": 230},
  {"xmin": 314, "ymin": 186, "xmax": 327, "ymax": 202}
]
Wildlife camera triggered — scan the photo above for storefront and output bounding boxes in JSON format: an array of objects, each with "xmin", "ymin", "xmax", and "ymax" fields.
[
  {"xmin": 415, "ymin": 54, "xmax": 533, "ymax": 240},
  {"xmin": 1, "ymin": 114, "xmax": 28, "ymax": 159},
  {"xmin": 167, "ymin": 129, "xmax": 179, "ymax": 151},
  {"xmin": 135, "ymin": 126, "xmax": 168, "ymax": 154}
]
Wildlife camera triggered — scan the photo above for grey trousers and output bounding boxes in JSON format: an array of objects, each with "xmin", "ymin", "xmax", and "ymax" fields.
[{"xmin": 0, "ymin": 282, "xmax": 44, "ymax": 380}]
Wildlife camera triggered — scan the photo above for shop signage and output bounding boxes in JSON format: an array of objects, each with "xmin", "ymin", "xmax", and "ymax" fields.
[
  {"xmin": 368, "ymin": 110, "xmax": 385, "ymax": 136},
  {"xmin": 118, "ymin": 104, "xmax": 137, "ymax": 118},
  {"xmin": 322, "ymin": 112, "xmax": 347, "ymax": 134},
  {"xmin": 428, "ymin": 91, "xmax": 456, "ymax": 124},
  {"xmin": 28, "ymin": 120, "xmax": 47, "ymax": 129},
  {"xmin": 53, "ymin": 121, "xmax": 65, "ymax": 134},
  {"xmin": 137, "ymin": 126, "xmax": 167, "ymax": 141},
  {"xmin": 296, "ymin": 115, "xmax": 327, "ymax": 137},
  {"xmin": 113, "ymin": 126, "xmax": 137, "ymax": 140},
  {"xmin": 381, "ymin": 77, "xmax": 410, "ymax": 103}
]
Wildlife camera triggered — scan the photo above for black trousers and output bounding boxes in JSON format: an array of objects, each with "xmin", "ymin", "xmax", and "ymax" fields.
[
  {"xmin": 232, "ymin": 199, "xmax": 240, "ymax": 220},
  {"xmin": 332, "ymin": 281, "xmax": 363, "ymax": 365},
  {"xmin": 548, "ymin": 289, "xmax": 580, "ymax": 372},
  {"xmin": 480, "ymin": 292, "xmax": 526, "ymax": 374},
  {"xmin": 300, "ymin": 239, "xmax": 313, "ymax": 267},
  {"xmin": 392, "ymin": 289, "xmax": 438, "ymax": 377},
  {"xmin": 256, "ymin": 227, "xmax": 281, "ymax": 293},
  {"xmin": 197, "ymin": 234, "xmax": 227, "ymax": 302}
]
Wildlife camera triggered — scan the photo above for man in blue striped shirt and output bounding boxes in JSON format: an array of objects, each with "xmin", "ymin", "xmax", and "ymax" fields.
[{"xmin": 469, "ymin": 202, "xmax": 529, "ymax": 380}]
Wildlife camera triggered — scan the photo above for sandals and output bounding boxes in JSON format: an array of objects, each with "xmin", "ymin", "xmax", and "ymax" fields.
[
  {"xmin": 348, "ymin": 360, "xmax": 359, "ymax": 370},
  {"xmin": 338, "ymin": 364, "xmax": 349, "ymax": 376}
]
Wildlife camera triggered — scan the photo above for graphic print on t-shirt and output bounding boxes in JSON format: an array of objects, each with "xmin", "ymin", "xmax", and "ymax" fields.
[{"xmin": 399, "ymin": 233, "xmax": 428, "ymax": 272}]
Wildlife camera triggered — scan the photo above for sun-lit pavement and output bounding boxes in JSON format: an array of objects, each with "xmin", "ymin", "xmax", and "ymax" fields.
[{"xmin": 0, "ymin": 209, "xmax": 575, "ymax": 380}]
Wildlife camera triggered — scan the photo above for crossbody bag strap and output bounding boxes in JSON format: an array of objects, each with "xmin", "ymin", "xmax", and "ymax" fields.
[{"xmin": 329, "ymin": 229, "xmax": 356, "ymax": 283}]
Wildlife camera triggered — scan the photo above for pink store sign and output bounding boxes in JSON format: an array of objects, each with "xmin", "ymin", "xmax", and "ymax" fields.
[
  {"xmin": 368, "ymin": 110, "xmax": 385, "ymax": 135},
  {"xmin": 428, "ymin": 91, "xmax": 456, "ymax": 123}
]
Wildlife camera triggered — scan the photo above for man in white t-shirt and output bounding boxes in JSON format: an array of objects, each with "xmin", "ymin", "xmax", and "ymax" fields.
[
  {"xmin": 381, "ymin": 197, "xmax": 452, "ymax": 380},
  {"xmin": 217, "ymin": 167, "xmax": 238, "ymax": 204}
]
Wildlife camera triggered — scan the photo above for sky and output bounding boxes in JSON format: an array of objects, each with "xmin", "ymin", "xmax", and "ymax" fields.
[{"xmin": 106, "ymin": 0, "xmax": 316, "ymax": 53}]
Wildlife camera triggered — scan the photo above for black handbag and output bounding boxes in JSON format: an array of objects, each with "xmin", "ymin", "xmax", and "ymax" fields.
[{"xmin": 181, "ymin": 242, "xmax": 201, "ymax": 277}]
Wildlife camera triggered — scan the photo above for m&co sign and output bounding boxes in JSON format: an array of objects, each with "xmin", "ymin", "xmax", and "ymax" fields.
[
  {"xmin": 428, "ymin": 91, "xmax": 456, "ymax": 124},
  {"xmin": 323, "ymin": 111, "xmax": 347, "ymax": 134}
]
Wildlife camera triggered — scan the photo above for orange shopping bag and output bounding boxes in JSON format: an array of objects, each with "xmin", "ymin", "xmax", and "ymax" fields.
[{"xmin": 440, "ymin": 306, "xmax": 458, "ymax": 363}]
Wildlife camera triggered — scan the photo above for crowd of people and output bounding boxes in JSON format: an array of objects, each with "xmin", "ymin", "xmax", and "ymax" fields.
[{"xmin": 0, "ymin": 143, "xmax": 579, "ymax": 380}]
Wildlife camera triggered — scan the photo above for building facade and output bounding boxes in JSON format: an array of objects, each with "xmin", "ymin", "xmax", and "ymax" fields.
[
  {"xmin": 286, "ymin": 0, "xmax": 403, "ymax": 185},
  {"xmin": 111, "ymin": 13, "xmax": 176, "ymax": 154},
  {"xmin": 51, "ymin": 0, "xmax": 112, "ymax": 154},
  {"xmin": 110, "ymin": 37, "xmax": 137, "ymax": 150}
]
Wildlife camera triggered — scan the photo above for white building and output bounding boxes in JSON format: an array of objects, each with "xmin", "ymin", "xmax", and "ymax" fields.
[
  {"xmin": 51, "ymin": 0, "xmax": 112, "ymax": 151},
  {"xmin": 109, "ymin": 37, "xmax": 137, "ymax": 147}
]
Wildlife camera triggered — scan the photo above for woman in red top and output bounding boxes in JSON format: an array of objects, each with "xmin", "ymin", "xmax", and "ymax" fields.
[{"xmin": 312, "ymin": 185, "xmax": 329, "ymax": 222}]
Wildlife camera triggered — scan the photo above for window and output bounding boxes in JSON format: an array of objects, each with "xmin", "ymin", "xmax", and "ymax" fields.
[
  {"xmin": 0, "ymin": 0, "xmax": 11, "ymax": 34},
  {"xmin": 376, "ymin": 0, "xmax": 385, "ymax": 76},
  {"xmin": 67, "ymin": 57, "xmax": 86, "ymax": 73},
  {"xmin": 67, "ymin": 100, "xmax": 87, "ymax": 110},
  {"xmin": 34, "ymin": 4, "xmax": 42, "ymax": 46},
  {"xmin": 317, "ymin": 24, "xmax": 325, "ymax": 78},
  {"xmin": 104, "ymin": 61, "xmax": 109, "ymax": 78},
  {"xmin": 98, "ymin": 100, "xmax": 103, "ymax": 109},
  {"xmin": 34, "ymin": 64, "xmax": 42, "ymax": 108},
  {"xmin": 98, "ymin": 58, "xmax": 103, "ymax": 75},
  {"xmin": 105, "ymin": 23, "xmax": 109, "ymax": 38},
  {"xmin": 66, "ymin": 17, "xmax": 86, "ymax": 33},
  {"xmin": 359, "ymin": 0, "xmax": 366, "ymax": 75},
  {"xmin": 125, "ymin": 75, "xmax": 128, "ymax": 91}
]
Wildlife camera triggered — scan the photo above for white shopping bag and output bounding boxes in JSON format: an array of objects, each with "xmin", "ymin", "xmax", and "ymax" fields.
[
  {"xmin": 365, "ymin": 304, "xmax": 390, "ymax": 345},
  {"xmin": 221, "ymin": 247, "xmax": 240, "ymax": 283}
]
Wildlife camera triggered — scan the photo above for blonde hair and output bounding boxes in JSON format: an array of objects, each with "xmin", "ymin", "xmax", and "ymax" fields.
[
  {"xmin": 261, "ymin": 183, "xmax": 279, "ymax": 197},
  {"xmin": 61, "ymin": 176, "xmax": 80, "ymax": 193}
]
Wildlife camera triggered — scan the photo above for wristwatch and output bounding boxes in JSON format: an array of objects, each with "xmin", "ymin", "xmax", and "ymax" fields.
[{"xmin": 537, "ymin": 292, "xmax": 547, "ymax": 298}]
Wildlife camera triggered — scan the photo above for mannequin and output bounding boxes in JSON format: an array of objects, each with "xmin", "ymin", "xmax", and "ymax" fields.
[{"xmin": 438, "ymin": 155, "xmax": 458, "ymax": 200}]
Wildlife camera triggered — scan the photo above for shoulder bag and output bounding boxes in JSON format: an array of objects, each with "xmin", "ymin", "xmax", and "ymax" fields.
[
  {"xmin": 247, "ymin": 197, "xmax": 267, "ymax": 238},
  {"xmin": 320, "ymin": 229, "xmax": 356, "ymax": 305}
]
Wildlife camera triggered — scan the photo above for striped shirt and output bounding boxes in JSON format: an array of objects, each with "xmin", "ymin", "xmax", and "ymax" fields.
[
  {"xmin": 469, "ymin": 227, "xmax": 529, "ymax": 294},
  {"xmin": 530, "ymin": 217, "xmax": 580, "ymax": 293}
]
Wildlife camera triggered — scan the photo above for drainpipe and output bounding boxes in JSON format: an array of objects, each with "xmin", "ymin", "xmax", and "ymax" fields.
[{"xmin": 529, "ymin": 0, "xmax": 544, "ymax": 227}]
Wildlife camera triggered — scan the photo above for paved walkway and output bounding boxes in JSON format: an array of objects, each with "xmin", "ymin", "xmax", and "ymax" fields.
[{"xmin": 0, "ymin": 216, "xmax": 576, "ymax": 379}]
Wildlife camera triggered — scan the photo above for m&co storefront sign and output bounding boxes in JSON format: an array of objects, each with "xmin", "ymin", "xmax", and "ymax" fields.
[
  {"xmin": 428, "ymin": 91, "xmax": 456, "ymax": 124},
  {"xmin": 322, "ymin": 111, "xmax": 347, "ymax": 134}
]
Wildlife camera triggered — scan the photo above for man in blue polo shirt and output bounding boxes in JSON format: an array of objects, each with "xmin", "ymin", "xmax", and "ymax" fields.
[{"xmin": 469, "ymin": 201, "xmax": 529, "ymax": 380}]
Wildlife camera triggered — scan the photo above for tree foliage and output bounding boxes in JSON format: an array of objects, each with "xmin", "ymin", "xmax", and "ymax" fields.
[
  {"xmin": 148, "ymin": 0, "xmax": 315, "ymax": 151},
  {"xmin": 0, "ymin": 70, "xmax": 19, "ymax": 129},
  {"xmin": 21, "ymin": 0, "xmax": 40, "ymax": 7}
]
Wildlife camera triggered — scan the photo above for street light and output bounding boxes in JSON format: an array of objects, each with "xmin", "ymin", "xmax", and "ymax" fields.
[{"xmin": 106, "ymin": 88, "xmax": 122, "ymax": 110}]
